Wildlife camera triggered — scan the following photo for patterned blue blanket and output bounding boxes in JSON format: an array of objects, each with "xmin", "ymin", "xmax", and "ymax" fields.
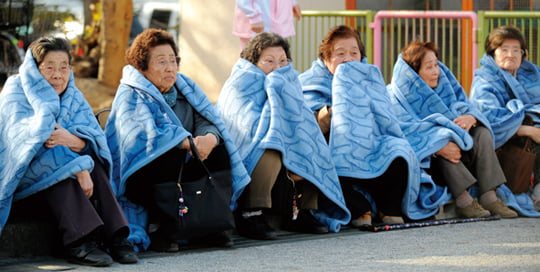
[
  {"xmin": 470, "ymin": 54, "xmax": 540, "ymax": 148},
  {"xmin": 0, "ymin": 50, "xmax": 111, "ymax": 235},
  {"xmin": 389, "ymin": 54, "xmax": 540, "ymax": 217},
  {"xmin": 470, "ymin": 54, "xmax": 540, "ymax": 217},
  {"xmin": 299, "ymin": 60, "xmax": 450, "ymax": 220},
  {"xmin": 105, "ymin": 65, "xmax": 250, "ymax": 250},
  {"xmin": 216, "ymin": 59, "xmax": 350, "ymax": 231}
]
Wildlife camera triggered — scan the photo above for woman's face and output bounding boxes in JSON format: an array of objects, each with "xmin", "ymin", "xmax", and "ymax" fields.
[
  {"xmin": 256, "ymin": 46, "xmax": 289, "ymax": 74},
  {"xmin": 38, "ymin": 51, "xmax": 71, "ymax": 95},
  {"xmin": 418, "ymin": 50, "xmax": 440, "ymax": 88},
  {"xmin": 494, "ymin": 39, "xmax": 523, "ymax": 74},
  {"xmin": 141, "ymin": 44, "xmax": 178, "ymax": 93},
  {"xmin": 323, "ymin": 37, "xmax": 362, "ymax": 75}
]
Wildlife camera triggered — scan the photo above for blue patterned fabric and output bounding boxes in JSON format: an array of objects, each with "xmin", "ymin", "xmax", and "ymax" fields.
[
  {"xmin": 388, "ymin": 55, "xmax": 540, "ymax": 217},
  {"xmin": 386, "ymin": 55, "xmax": 488, "ymax": 166},
  {"xmin": 299, "ymin": 60, "xmax": 450, "ymax": 220},
  {"xmin": 0, "ymin": 50, "xmax": 112, "ymax": 235},
  {"xmin": 470, "ymin": 54, "xmax": 540, "ymax": 148},
  {"xmin": 216, "ymin": 59, "xmax": 350, "ymax": 231},
  {"xmin": 105, "ymin": 65, "xmax": 250, "ymax": 251}
]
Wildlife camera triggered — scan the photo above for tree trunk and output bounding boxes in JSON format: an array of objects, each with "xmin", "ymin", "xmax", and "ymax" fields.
[{"xmin": 98, "ymin": 0, "xmax": 132, "ymax": 89}]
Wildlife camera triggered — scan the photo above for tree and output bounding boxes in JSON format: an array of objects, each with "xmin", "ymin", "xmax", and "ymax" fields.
[{"xmin": 98, "ymin": 0, "xmax": 132, "ymax": 88}]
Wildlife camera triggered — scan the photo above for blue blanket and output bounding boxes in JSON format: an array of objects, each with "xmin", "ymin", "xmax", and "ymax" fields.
[
  {"xmin": 299, "ymin": 60, "xmax": 450, "ymax": 220},
  {"xmin": 216, "ymin": 58, "xmax": 350, "ymax": 231},
  {"xmin": 470, "ymin": 54, "xmax": 540, "ymax": 148},
  {"xmin": 0, "ymin": 50, "xmax": 112, "ymax": 235},
  {"xmin": 105, "ymin": 65, "xmax": 250, "ymax": 250},
  {"xmin": 388, "ymin": 54, "xmax": 540, "ymax": 217},
  {"xmin": 386, "ymin": 55, "xmax": 488, "ymax": 165}
]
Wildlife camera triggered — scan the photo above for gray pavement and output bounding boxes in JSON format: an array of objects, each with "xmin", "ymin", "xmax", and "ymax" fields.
[{"xmin": 1, "ymin": 217, "xmax": 539, "ymax": 272}]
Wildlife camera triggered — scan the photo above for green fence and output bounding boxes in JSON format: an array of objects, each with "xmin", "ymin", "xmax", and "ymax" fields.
[
  {"xmin": 478, "ymin": 11, "xmax": 540, "ymax": 65},
  {"xmin": 292, "ymin": 10, "xmax": 540, "ymax": 83},
  {"xmin": 290, "ymin": 10, "xmax": 374, "ymax": 73}
]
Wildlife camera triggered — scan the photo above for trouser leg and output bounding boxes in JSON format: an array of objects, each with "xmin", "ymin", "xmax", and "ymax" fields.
[
  {"xmin": 42, "ymin": 178, "xmax": 103, "ymax": 246},
  {"xmin": 90, "ymin": 159, "xmax": 129, "ymax": 241},
  {"xmin": 242, "ymin": 149, "xmax": 282, "ymax": 209},
  {"xmin": 462, "ymin": 126, "xmax": 505, "ymax": 194}
]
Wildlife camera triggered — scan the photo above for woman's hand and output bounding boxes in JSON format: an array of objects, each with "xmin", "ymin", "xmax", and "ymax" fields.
[
  {"xmin": 316, "ymin": 105, "xmax": 332, "ymax": 135},
  {"xmin": 435, "ymin": 142, "xmax": 461, "ymax": 164},
  {"xmin": 517, "ymin": 125, "xmax": 540, "ymax": 143},
  {"xmin": 182, "ymin": 134, "xmax": 218, "ymax": 161},
  {"xmin": 45, "ymin": 124, "xmax": 86, "ymax": 152},
  {"xmin": 453, "ymin": 114, "xmax": 477, "ymax": 132},
  {"xmin": 75, "ymin": 170, "xmax": 94, "ymax": 198}
]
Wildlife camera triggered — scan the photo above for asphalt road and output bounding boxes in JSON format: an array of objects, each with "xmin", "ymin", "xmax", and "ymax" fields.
[{"xmin": 1, "ymin": 217, "xmax": 539, "ymax": 272}]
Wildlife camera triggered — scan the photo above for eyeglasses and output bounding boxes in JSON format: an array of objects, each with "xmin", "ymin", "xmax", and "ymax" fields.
[
  {"xmin": 150, "ymin": 56, "xmax": 181, "ymax": 68},
  {"xmin": 259, "ymin": 58, "xmax": 290, "ymax": 68},
  {"xmin": 39, "ymin": 64, "xmax": 71, "ymax": 76},
  {"xmin": 496, "ymin": 47, "xmax": 524, "ymax": 57}
]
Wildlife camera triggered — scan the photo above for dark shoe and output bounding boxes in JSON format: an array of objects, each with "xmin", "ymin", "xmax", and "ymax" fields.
[
  {"xmin": 285, "ymin": 209, "xmax": 329, "ymax": 234},
  {"xmin": 235, "ymin": 210, "xmax": 277, "ymax": 240},
  {"xmin": 110, "ymin": 236, "xmax": 138, "ymax": 264},
  {"xmin": 194, "ymin": 231, "xmax": 234, "ymax": 248},
  {"xmin": 65, "ymin": 241, "xmax": 113, "ymax": 267},
  {"xmin": 149, "ymin": 231, "xmax": 180, "ymax": 252}
]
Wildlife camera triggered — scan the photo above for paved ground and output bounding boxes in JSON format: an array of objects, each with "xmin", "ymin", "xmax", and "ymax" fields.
[{"xmin": 1, "ymin": 217, "xmax": 538, "ymax": 272}]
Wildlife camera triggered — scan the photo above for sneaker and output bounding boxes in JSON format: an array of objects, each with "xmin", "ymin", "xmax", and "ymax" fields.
[
  {"xmin": 456, "ymin": 199, "xmax": 491, "ymax": 218},
  {"xmin": 482, "ymin": 199, "xmax": 518, "ymax": 218},
  {"xmin": 235, "ymin": 210, "xmax": 277, "ymax": 240},
  {"xmin": 109, "ymin": 236, "xmax": 138, "ymax": 264},
  {"xmin": 380, "ymin": 215, "xmax": 404, "ymax": 225},
  {"xmin": 285, "ymin": 209, "xmax": 329, "ymax": 234},
  {"xmin": 149, "ymin": 231, "xmax": 180, "ymax": 252},
  {"xmin": 531, "ymin": 194, "xmax": 540, "ymax": 212},
  {"xmin": 65, "ymin": 240, "xmax": 113, "ymax": 267},
  {"xmin": 350, "ymin": 211, "xmax": 372, "ymax": 227}
]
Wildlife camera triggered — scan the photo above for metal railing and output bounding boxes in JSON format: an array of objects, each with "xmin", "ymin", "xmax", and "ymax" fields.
[
  {"xmin": 370, "ymin": 11, "xmax": 477, "ymax": 90},
  {"xmin": 290, "ymin": 10, "xmax": 374, "ymax": 73},
  {"xmin": 477, "ymin": 11, "xmax": 540, "ymax": 65}
]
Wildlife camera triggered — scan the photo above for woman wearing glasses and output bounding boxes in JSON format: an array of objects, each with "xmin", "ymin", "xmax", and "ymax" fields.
[
  {"xmin": 0, "ymin": 37, "xmax": 137, "ymax": 266},
  {"xmin": 388, "ymin": 40, "xmax": 518, "ymax": 219},
  {"xmin": 105, "ymin": 28, "xmax": 250, "ymax": 252},
  {"xmin": 470, "ymin": 25, "xmax": 540, "ymax": 212},
  {"xmin": 216, "ymin": 32, "xmax": 350, "ymax": 240}
]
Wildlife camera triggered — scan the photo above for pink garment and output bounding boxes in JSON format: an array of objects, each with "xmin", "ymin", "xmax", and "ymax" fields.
[{"xmin": 233, "ymin": 0, "xmax": 296, "ymax": 40}]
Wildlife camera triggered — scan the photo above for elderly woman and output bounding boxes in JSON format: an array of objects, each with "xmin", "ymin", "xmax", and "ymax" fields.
[
  {"xmin": 387, "ymin": 40, "xmax": 518, "ymax": 219},
  {"xmin": 299, "ymin": 25, "xmax": 449, "ymax": 227},
  {"xmin": 0, "ymin": 37, "xmax": 137, "ymax": 266},
  {"xmin": 216, "ymin": 32, "xmax": 349, "ymax": 240},
  {"xmin": 105, "ymin": 29, "xmax": 250, "ymax": 252},
  {"xmin": 470, "ymin": 25, "xmax": 540, "ymax": 212}
]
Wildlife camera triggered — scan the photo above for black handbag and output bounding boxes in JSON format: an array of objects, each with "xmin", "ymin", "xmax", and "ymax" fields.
[{"xmin": 174, "ymin": 136, "xmax": 235, "ymax": 240}]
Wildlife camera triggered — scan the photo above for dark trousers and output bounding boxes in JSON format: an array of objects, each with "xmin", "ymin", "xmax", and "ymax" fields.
[
  {"xmin": 41, "ymin": 159, "xmax": 129, "ymax": 246},
  {"xmin": 124, "ymin": 144, "xmax": 230, "ymax": 236},
  {"xmin": 339, "ymin": 158, "xmax": 407, "ymax": 219},
  {"xmin": 427, "ymin": 126, "xmax": 504, "ymax": 197}
]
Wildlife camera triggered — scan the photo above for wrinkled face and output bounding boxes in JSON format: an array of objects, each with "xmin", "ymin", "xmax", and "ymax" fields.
[
  {"xmin": 141, "ymin": 44, "xmax": 178, "ymax": 93},
  {"xmin": 256, "ymin": 46, "xmax": 289, "ymax": 74},
  {"xmin": 38, "ymin": 51, "xmax": 71, "ymax": 95},
  {"xmin": 323, "ymin": 37, "xmax": 362, "ymax": 75},
  {"xmin": 494, "ymin": 39, "xmax": 523, "ymax": 74},
  {"xmin": 418, "ymin": 50, "xmax": 440, "ymax": 88}
]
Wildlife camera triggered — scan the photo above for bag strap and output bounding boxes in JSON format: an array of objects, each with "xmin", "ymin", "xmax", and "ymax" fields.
[
  {"xmin": 524, "ymin": 137, "xmax": 532, "ymax": 151},
  {"xmin": 176, "ymin": 136, "xmax": 214, "ymax": 184}
]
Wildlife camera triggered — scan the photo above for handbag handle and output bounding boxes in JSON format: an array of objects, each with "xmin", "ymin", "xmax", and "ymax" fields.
[
  {"xmin": 524, "ymin": 138, "xmax": 532, "ymax": 151},
  {"xmin": 187, "ymin": 136, "xmax": 214, "ymax": 178}
]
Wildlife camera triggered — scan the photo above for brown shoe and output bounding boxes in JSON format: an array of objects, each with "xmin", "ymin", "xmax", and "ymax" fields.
[
  {"xmin": 456, "ymin": 199, "xmax": 491, "ymax": 218},
  {"xmin": 350, "ymin": 211, "xmax": 372, "ymax": 227},
  {"xmin": 482, "ymin": 199, "xmax": 518, "ymax": 218}
]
